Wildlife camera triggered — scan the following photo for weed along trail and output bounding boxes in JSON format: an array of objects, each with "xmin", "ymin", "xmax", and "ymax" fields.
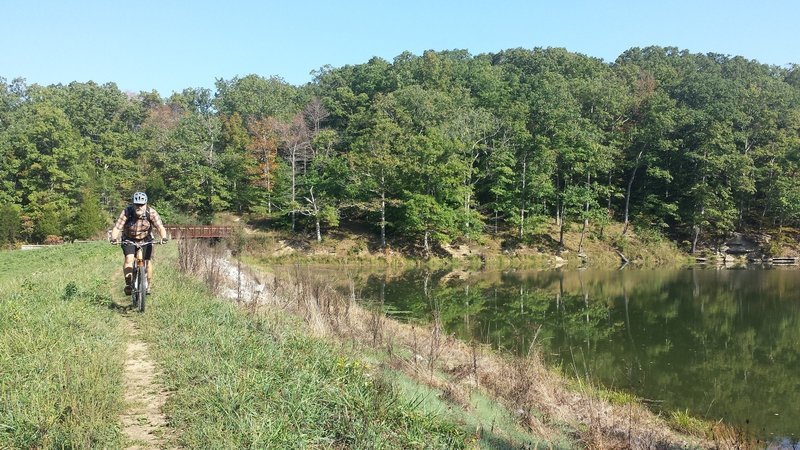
[{"xmin": 120, "ymin": 317, "xmax": 171, "ymax": 449}]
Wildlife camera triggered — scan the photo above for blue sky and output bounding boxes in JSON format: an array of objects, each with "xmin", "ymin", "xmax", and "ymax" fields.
[{"xmin": 3, "ymin": 0, "xmax": 798, "ymax": 96}]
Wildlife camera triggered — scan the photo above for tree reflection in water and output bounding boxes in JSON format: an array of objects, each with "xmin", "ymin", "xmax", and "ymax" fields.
[{"xmin": 351, "ymin": 267, "xmax": 799, "ymax": 444}]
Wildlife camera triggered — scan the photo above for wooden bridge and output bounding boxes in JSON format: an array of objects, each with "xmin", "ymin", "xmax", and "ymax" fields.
[{"xmin": 164, "ymin": 225, "xmax": 233, "ymax": 239}]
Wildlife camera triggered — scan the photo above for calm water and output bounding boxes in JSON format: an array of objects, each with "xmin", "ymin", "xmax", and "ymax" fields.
[{"xmin": 315, "ymin": 266, "xmax": 800, "ymax": 443}]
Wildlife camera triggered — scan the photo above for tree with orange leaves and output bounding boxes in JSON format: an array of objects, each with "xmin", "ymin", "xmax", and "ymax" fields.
[{"xmin": 246, "ymin": 117, "xmax": 281, "ymax": 214}]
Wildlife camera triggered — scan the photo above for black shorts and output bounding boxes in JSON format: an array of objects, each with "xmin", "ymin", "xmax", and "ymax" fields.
[{"xmin": 121, "ymin": 240, "xmax": 154, "ymax": 260}]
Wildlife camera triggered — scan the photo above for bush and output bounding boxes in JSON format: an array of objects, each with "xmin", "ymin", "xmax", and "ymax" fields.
[
  {"xmin": 66, "ymin": 190, "xmax": 107, "ymax": 240},
  {"xmin": 0, "ymin": 204, "xmax": 22, "ymax": 245},
  {"xmin": 151, "ymin": 201, "xmax": 195, "ymax": 225},
  {"xmin": 44, "ymin": 235, "xmax": 65, "ymax": 245},
  {"xmin": 33, "ymin": 206, "xmax": 61, "ymax": 243}
]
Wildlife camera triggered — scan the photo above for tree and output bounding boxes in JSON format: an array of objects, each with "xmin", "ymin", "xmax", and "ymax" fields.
[
  {"xmin": 10, "ymin": 102, "xmax": 89, "ymax": 224},
  {"xmin": 154, "ymin": 96, "xmax": 228, "ymax": 221},
  {"xmin": 246, "ymin": 117, "xmax": 282, "ymax": 214},
  {"xmin": 350, "ymin": 94, "xmax": 407, "ymax": 247},
  {"xmin": 214, "ymin": 74, "xmax": 301, "ymax": 121},
  {"xmin": 276, "ymin": 113, "xmax": 312, "ymax": 231},
  {"xmin": 219, "ymin": 112, "xmax": 259, "ymax": 213},
  {"xmin": 0, "ymin": 204, "xmax": 21, "ymax": 246},
  {"xmin": 300, "ymin": 152, "xmax": 347, "ymax": 242},
  {"xmin": 399, "ymin": 192, "xmax": 458, "ymax": 254},
  {"xmin": 443, "ymin": 107, "xmax": 499, "ymax": 239},
  {"xmin": 67, "ymin": 186, "xmax": 107, "ymax": 240}
]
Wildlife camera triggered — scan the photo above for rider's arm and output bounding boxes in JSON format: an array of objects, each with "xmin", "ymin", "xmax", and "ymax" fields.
[
  {"xmin": 150, "ymin": 209, "xmax": 169, "ymax": 241},
  {"xmin": 110, "ymin": 210, "xmax": 127, "ymax": 241}
]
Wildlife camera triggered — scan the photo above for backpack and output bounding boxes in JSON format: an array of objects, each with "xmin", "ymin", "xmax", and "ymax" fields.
[{"xmin": 124, "ymin": 204, "xmax": 152, "ymax": 238}]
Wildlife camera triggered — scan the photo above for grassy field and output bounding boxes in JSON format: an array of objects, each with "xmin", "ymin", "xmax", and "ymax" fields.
[
  {"xmin": 0, "ymin": 243, "xmax": 473, "ymax": 449},
  {"xmin": 0, "ymin": 243, "xmax": 125, "ymax": 449},
  {"xmin": 1, "ymin": 240, "xmax": 722, "ymax": 450},
  {"xmin": 136, "ymin": 244, "xmax": 469, "ymax": 448}
]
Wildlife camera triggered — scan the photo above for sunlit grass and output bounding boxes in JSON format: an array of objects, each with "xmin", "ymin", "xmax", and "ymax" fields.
[
  {"xmin": 669, "ymin": 409, "xmax": 711, "ymax": 436},
  {"xmin": 0, "ymin": 243, "xmax": 125, "ymax": 449},
  {"xmin": 596, "ymin": 388, "xmax": 640, "ymax": 406},
  {"xmin": 0, "ymin": 243, "xmax": 474, "ymax": 448},
  {"xmin": 134, "ymin": 244, "xmax": 469, "ymax": 448}
]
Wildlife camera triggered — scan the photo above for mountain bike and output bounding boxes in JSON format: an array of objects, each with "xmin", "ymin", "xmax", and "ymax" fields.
[{"xmin": 119, "ymin": 239, "xmax": 164, "ymax": 312}]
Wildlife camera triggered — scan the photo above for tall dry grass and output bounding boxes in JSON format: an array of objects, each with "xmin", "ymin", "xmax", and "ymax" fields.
[
  {"xmin": 140, "ymin": 240, "xmax": 469, "ymax": 448},
  {"xmin": 236, "ymin": 257, "xmax": 747, "ymax": 449},
  {"xmin": 186, "ymin": 236, "xmax": 766, "ymax": 449}
]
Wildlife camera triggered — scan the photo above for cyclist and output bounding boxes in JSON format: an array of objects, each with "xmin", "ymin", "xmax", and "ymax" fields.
[{"xmin": 110, "ymin": 192, "xmax": 168, "ymax": 295}]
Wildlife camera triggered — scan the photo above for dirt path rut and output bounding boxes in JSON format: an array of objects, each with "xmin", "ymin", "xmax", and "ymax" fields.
[{"xmin": 120, "ymin": 318, "xmax": 172, "ymax": 449}]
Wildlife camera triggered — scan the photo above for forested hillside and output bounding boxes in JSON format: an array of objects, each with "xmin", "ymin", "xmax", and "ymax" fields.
[{"xmin": 1, "ymin": 46, "xmax": 799, "ymax": 251}]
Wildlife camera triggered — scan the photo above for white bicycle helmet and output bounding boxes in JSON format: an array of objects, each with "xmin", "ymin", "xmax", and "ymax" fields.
[{"xmin": 132, "ymin": 191, "xmax": 148, "ymax": 204}]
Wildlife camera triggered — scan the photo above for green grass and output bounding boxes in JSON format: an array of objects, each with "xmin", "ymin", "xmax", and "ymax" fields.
[
  {"xmin": 0, "ymin": 243, "xmax": 472, "ymax": 449},
  {"xmin": 353, "ymin": 344, "xmax": 573, "ymax": 449},
  {"xmin": 0, "ymin": 241, "xmax": 713, "ymax": 449},
  {"xmin": 135, "ymin": 244, "xmax": 469, "ymax": 448},
  {"xmin": 669, "ymin": 409, "xmax": 711, "ymax": 437},
  {"xmin": 0, "ymin": 243, "xmax": 125, "ymax": 449},
  {"xmin": 387, "ymin": 370, "xmax": 573, "ymax": 450}
]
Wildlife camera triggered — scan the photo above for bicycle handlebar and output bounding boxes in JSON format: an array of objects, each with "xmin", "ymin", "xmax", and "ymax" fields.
[{"xmin": 111, "ymin": 239, "xmax": 168, "ymax": 246}]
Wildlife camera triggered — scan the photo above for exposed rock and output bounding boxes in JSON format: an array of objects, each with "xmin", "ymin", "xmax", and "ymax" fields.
[
  {"xmin": 552, "ymin": 256, "xmax": 568, "ymax": 268},
  {"xmin": 723, "ymin": 233, "xmax": 760, "ymax": 255}
]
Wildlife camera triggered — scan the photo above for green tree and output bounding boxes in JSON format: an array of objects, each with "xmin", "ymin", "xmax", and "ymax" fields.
[
  {"xmin": 215, "ymin": 75, "xmax": 302, "ymax": 121},
  {"xmin": 67, "ymin": 187, "xmax": 107, "ymax": 240},
  {"xmin": 219, "ymin": 112, "xmax": 260, "ymax": 213},
  {"xmin": 0, "ymin": 203, "xmax": 22, "ymax": 246},
  {"xmin": 32, "ymin": 201, "xmax": 61, "ymax": 243},
  {"xmin": 349, "ymin": 93, "xmax": 410, "ymax": 247},
  {"xmin": 9, "ymin": 102, "xmax": 89, "ymax": 229}
]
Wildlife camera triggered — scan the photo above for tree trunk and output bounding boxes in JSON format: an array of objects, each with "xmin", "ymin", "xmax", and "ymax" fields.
[
  {"xmin": 519, "ymin": 156, "xmax": 527, "ymax": 239},
  {"xmin": 578, "ymin": 173, "xmax": 591, "ymax": 254},
  {"xmin": 265, "ymin": 148, "xmax": 273, "ymax": 214},
  {"xmin": 692, "ymin": 224, "xmax": 701, "ymax": 254},
  {"xmin": 558, "ymin": 204, "xmax": 565, "ymax": 248},
  {"xmin": 761, "ymin": 155, "xmax": 776, "ymax": 219},
  {"xmin": 380, "ymin": 187, "xmax": 386, "ymax": 249},
  {"xmin": 623, "ymin": 150, "xmax": 643, "ymax": 235},
  {"xmin": 308, "ymin": 187, "xmax": 321, "ymax": 242},
  {"xmin": 291, "ymin": 147, "xmax": 297, "ymax": 232}
]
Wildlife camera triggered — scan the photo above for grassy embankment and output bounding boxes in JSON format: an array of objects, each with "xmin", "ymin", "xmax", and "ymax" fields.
[
  {"xmin": 0, "ymin": 239, "xmax": 747, "ymax": 449},
  {"xmin": 136, "ymin": 244, "xmax": 475, "ymax": 448},
  {"xmin": 241, "ymin": 221, "xmax": 693, "ymax": 271},
  {"xmin": 2, "ymin": 242, "xmax": 534, "ymax": 449},
  {"xmin": 238, "ymin": 259, "xmax": 727, "ymax": 450},
  {"xmin": 233, "ymin": 221, "xmax": 758, "ymax": 448}
]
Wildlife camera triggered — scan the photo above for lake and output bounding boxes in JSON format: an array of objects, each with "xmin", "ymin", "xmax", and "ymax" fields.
[{"xmin": 312, "ymin": 265, "xmax": 799, "ymax": 444}]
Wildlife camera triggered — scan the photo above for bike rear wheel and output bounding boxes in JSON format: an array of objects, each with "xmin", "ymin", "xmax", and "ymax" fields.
[{"xmin": 136, "ymin": 266, "xmax": 147, "ymax": 312}]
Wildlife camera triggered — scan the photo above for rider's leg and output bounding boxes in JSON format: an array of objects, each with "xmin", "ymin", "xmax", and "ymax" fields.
[
  {"xmin": 123, "ymin": 254, "xmax": 135, "ymax": 294},
  {"xmin": 146, "ymin": 261, "xmax": 153, "ymax": 292},
  {"xmin": 144, "ymin": 244, "xmax": 154, "ymax": 293}
]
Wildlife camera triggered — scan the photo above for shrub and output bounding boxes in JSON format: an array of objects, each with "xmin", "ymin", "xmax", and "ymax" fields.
[
  {"xmin": 43, "ymin": 235, "xmax": 65, "ymax": 245},
  {"xmin": 0, "ymin": 204, "xmax": 22, "ymax": 245}
]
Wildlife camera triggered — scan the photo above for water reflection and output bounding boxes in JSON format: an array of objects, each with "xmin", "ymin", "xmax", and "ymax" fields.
[{"xmin": 334, "ymin": 267, "xmax": 800, "ymax": 443}]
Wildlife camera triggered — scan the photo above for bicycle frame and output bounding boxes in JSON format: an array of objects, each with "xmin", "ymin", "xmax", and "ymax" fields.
[{"xmin": 121, "ymin": 239, "xmax": 155, "ymax": 312}]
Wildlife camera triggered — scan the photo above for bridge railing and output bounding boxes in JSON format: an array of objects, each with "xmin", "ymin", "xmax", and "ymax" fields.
[{"xmin": 164, "ymin": 225, "xmax": 233, "ymax": 239}]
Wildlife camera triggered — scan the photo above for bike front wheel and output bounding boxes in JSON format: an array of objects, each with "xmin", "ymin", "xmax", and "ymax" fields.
[
  {"xmin": 130, "ymin": 270, "xmax": 139, "ymax": 309},
  {"xmin": 136, "ymin": 266, "xmax": 146, "ymax": 312}
]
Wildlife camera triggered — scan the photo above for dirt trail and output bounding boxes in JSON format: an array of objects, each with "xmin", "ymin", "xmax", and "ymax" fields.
[{"xmin": 120, "ymin": 318, "xmax": 172, "ymax": 449}]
